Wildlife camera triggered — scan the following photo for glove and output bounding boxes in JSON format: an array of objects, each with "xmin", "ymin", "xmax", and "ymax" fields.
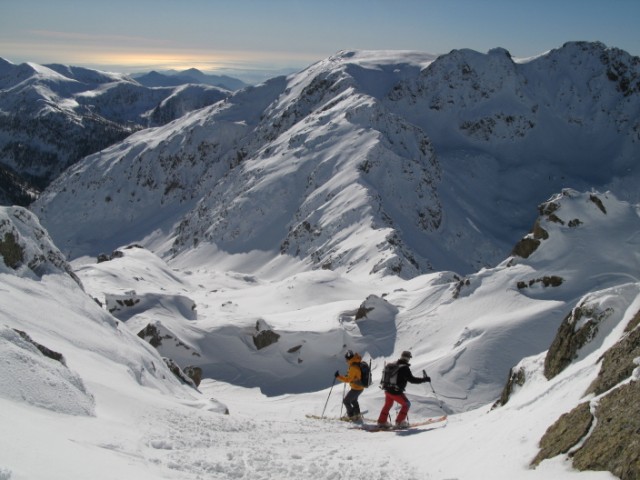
[
  {"xmin": 334, "ymin": 370, "xmax": 340, "ymax": 378},
  {"xmin": 423, "ymin": 374, "xmax": 431, "ymax": 383}
]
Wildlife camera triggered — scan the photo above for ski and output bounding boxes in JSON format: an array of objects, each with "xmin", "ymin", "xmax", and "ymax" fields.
[
  {"xmin": 305, "ymin": 412, "xmax": 372, "ymax": 423},
  {"xmin": 352, "ymin": 414, "xmax": 448, "ymax": 432},
  {"xmin": 305, "ymin": 410, "xmax": 369, "ymax": 422}
]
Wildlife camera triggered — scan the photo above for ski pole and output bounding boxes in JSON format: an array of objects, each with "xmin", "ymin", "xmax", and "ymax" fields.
[
  {"xmin": 423, "ymin": 369, "xmax": 447, "ymax": 414},
  {"xmin": 321, "ymin": 377, "xmax": 337, "ymax": 419}
]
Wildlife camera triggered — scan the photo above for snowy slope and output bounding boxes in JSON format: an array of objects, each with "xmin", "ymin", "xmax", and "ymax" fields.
[
  {"xmin": 69, "ymin": 189, "xmax": 640, "ymax": 409},
  {"xmin": 32, "ymin": 42, "xmax": 640, "ymax": 277},
  {"xmin": 2, "ymin": 188, "xmax": 638, "ymax": 479}
]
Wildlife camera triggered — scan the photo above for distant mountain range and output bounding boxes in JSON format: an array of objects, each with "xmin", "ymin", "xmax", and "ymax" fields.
[
  {"xmin": 30, "ymin": 41, "xmax": 640, "ymax": 277},
  {"xmin": 0, "ymin": 60, "xmax": 243, "ymax": 205},
  {"xmin": 132, "ymin": 68, "xmax": 247, "ymax": 91}
]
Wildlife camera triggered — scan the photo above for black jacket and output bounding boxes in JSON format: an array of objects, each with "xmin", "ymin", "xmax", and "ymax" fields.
[{"xmin": 385, "ymin": 359, "xmax": 427, "ymax": 393}]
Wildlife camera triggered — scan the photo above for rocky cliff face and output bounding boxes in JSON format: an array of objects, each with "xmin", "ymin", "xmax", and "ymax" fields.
[
  {"xmin": 0, "ymin": 205, "xmax": 81, "ymax": 285},
  {"xmin": 491, "ymin": 190, "xmax": 640, "ymax": 479},
  {"xmin": 532, "ymin": 309, "xmax": 640, "ymax": 479}
]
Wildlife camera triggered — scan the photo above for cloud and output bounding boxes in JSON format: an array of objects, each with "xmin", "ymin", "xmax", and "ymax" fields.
[
  {"xmin": 29, "ymin": 29, "xmax": 167, "ymax": 47},
  {"xmin": 0, "ymin": 28, "xmax": 320, "ymax": 80}
]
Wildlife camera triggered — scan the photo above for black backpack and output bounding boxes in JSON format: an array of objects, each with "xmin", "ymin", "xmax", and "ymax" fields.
[
  {"xmin": 357, "ymin": 360, "xmax": 372, "ymax": 388},
  {"xmin": 380, "ymin": 361, "xmax": 401, "ymax": 389}
]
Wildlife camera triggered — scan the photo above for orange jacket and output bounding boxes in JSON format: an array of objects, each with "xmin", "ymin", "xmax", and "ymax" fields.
[{"xmin": 337, "ymin": 353, "xmax": 364, "ymax": 391}]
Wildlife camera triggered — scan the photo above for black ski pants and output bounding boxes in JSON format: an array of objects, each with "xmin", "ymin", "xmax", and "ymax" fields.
[{"xmin": 343, "ymin": 388, "xmax": 363, "ymax": 417}]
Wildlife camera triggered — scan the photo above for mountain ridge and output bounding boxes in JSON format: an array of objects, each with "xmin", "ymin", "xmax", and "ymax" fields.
[
  {"xmin": 0, "ymin": 58, "xmax": 235, "ymax": 205},
  {"xmin": 133, "ymin": 68, "xmax": 247, "ymax": 91},
  {"xmin": 32, "ymin": 42, "xmax": 640, "ymax": 277}
]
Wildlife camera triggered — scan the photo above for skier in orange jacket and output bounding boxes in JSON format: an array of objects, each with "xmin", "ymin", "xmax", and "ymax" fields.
[{"xmin": 335, "ymin": 350, "xmax": 364, "ymax": 421}]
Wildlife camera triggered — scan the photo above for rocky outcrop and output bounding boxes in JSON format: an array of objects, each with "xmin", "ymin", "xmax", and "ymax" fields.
[
  {"xmin": 531, "ymin": 402, "xmax": 593, "ymax": 466},
  {"xmin": 0, "ymin": 231, "xmax": 22, "ymax": 269},
  {"xmin": 570, "ymin": 381, "xmax": 640, "ymax": 479},
  {"xmin": 184, "ymin": 366, "xmax": 203, "ymax": 387},
  {"xmin": 137, "ymin": 321, "xmax": 200, "ymax": 357},
  {"xmin": 252, "ymin": 319, "xmax": 280, "ymax": 350},
  {"xmin": 0, "ymin": 206, "xmax": 82, "ymax": 286},
  {"xmin": 162, "ymin": 357, "xmax": 196, "ymax": 388},
  {"xmin": 493, "ymin": 365, "xmax": 526, "ymax": 408},
  {"xmin": 531, "ymin": 309, "xmax": 640, "ymax": 478},
  {"xmin": 532, "ymin": 380, "xmax": 640, "ymax": 480},
  {"xmin": 544, "ymin": 300, "xmax": 614, "ymax": 380},
  {"xmin": 12, "ymin": 328, "xmax": 65, "ymax": 365},
  {"xmin": 586, "ymin": 312, "xmax": 640, "ymax": 396},
  {"xmin": 516, "ymin": 276, "xmax": 563, "ymax": 290},
  {"xmin": 137, "ymin": 323, "xmax": 164, "ymax": 348},
  {"xmin": 510, "ymin": 198, "xmax": 558, "ymax": 259}
]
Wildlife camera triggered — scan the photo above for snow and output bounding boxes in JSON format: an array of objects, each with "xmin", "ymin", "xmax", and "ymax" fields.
[
  {"xmin": 2, "ymin": 186, "xmax": 638, "ymax": 479},
  {"xmin": 3, "ymin": 43, "xmax": 640, "ymax": 479}
]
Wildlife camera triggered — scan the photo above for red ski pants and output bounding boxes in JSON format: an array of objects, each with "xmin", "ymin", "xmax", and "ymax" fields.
[{"xmin": 377, "ymin": 391, "xmax": 411, "ymax": 424}]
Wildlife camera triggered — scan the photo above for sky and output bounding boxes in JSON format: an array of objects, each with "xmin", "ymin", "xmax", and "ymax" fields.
[{"xmin": 1, "ymin": 0, "xmax": 640, "ymax": 82}]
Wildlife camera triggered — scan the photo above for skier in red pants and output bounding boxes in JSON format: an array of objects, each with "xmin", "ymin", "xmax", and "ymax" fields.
[{"xmin": 377, "ymin": 351, "xmax": 430, "ymax": 428}]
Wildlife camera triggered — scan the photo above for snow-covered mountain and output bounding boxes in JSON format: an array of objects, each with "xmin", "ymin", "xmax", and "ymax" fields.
[
  {"xmin": 134, "ymin": 68, "xmax": 247, "ymax": 91},
  {"xmin": 33, "ymin": 42, "xmax": 640, "ymax": 278},
  {"xmin": 1, "ymin": 41, "xmax": 639, "ymax": 479},
  {"xmin": 0, "ymin": 58, "xmax": 232, "ymax": 205}
]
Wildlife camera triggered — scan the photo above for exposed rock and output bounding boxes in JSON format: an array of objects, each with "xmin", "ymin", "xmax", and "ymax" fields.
[
  {"xmin": 252, "ymin": 319, "xmax": 280, "ymax": 350},
  {"xmin": 571, "ymin": 381, "xmax": 640, "ymax": 480},
  {"xmin": 137, "ymin": 321, "xmax": 199, "ymax": 358},
  {"xmin": 586, "ymin": 313, "xmax": 640, "ymax": 396},
  {"xmin": 0, "ymin": 231, "xmax": 23, "ymax": 269},
  {"xmin": 531, "ymin": 402, "xmax": 593, "ymax": 467},
  {"xmin": 511, "ymin": 237, "xmax": 541, "ymax": 259},
  {"xmin": 532, "ymin": 219, "xmax": 551, "ymax": 238},
  {"xmin": 162, "ymin": 357, "xmax": 195, "ymax": 387},
  {"xmin": 184, "ymin": 366, "xmax": 203, "ymax": 387},
  {"xmin": 12, "ymin": 328, "xmax": 65, "ymax": 365},
  {"xmin": 544, "ymin": 301, "xmax": 613, "ymax": 379},
  {"xmin": 107, "ymin": 291, "xmax": 141, "ymax": 314},
  {"xmin": 96, "ymin": 253, "xmax": 110, "ymax": 263},
  {"xmin": 97, "ymin": 248, "xmax": 127, "ymax": 263},
  {"xmin": 452, "ymin": 277, "xmax": 471, "ymax": 299},
  {"xmin": 568, "ymin": 218, "xmax": 583, "ymax": 228},
  {"xmin": 493, "ymin": 365, "xmax": 526, "ymax": 408},
  {"xmin": 355, "ymin": 303, "xmax": 375, "ymax": 320},
  {"xmin": 138, "ymin": 323, "xmax": 163, "ymax": 348},
  {"xmin": 0, "ymin": 206, "xmax": 82, "ymax": 287},
  {"xmin": 625, "ymin": 308, "xmax": 640, "ymax": 332},
  {"xmin": 517, "ymin": 276, "xmax": 564, "ymax": 290},
  {"xmin": 531, "ymin": 304, "xmax": 640, "ymax": 479},
  {"xmin": 511, "ymin": 215, "xmax": 551, "ymax": 259},
  {"xmin": 589, "ymin": 194, "xmax": 607, "ymax": 214},
  {"xmin": 106, "ymin": 291, "xmax": 197, "ymax": 324}
]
